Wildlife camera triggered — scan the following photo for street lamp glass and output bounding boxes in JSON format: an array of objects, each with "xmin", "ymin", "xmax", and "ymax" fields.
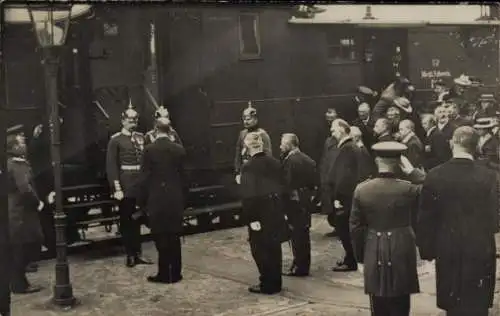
[{"xmin": 27, "ymin": 5, "xmax": 72, "ymax": 47}]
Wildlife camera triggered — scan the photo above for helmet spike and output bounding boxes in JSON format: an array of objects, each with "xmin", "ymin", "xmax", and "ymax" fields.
[{"xmin": 128, "ymin": 98, "xmax": 133, "ymax": 110}]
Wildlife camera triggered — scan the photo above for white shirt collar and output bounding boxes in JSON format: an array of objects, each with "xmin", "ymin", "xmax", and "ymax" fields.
[
  {"xmin": 492, "ymin": 126, "xmax": 499, "ymax": 135},
  {"xmin": 121, "ymin": 128, "xmax": 132, "ymax": 136},
  {"xmin": 11, "ymin": 157, "xmax": 27, "ymax": 162},
  {"xmin": 427, "ymin": 126, "xmax": 436, "ymax": 137},
  {"xmin": 453, "ymin": 152, "xmax": 474, "ymax": 160},
  {"xmin": 401, "ymin": 132, "xmax": 415, "ymax": 144},
  {"xmin": 337, "ymin": 136, "xmax": 352, "ymax": 148},
  {"xmin": 437, "ymin": 121, "xmax": 448, "ymax": 130}
]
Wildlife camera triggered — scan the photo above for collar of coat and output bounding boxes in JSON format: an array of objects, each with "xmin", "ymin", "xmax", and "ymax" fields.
[
  {"xmin": 401, "ymin": 132, "xmax": 415, "ymax": 144},
  {"xmin": 284, "ymin": 148, "xmax": 300, "ymax": 161},
  {"xmin": 337, "ymin": 136, "xmax": 352, "ymax": 148}
]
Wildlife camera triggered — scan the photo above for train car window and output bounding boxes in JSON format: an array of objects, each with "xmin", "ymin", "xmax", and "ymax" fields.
[
  {"xmin": 326, "ymin": 30, "xmax": 357, "ymax": 64},
  {"xmin": 238, "ymin": 13, "xmax": 261, "ymax": 60}
]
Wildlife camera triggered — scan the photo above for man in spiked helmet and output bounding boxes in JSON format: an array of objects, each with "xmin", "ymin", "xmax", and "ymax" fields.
[
  {"xmin": 234, "ymin": 102, "xmax": 272, "ymax": 184},
  {"xmin": 106, "ymin": 100, "xmax": 153, "ymax": 267},
  {"xmin": 145, "ymin": 106, "xmax": 182, "ymax": 145}
]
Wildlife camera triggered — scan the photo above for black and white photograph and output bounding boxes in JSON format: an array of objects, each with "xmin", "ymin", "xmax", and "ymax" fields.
[{"xmin": 0, "ymin": 2, "xmax": 499, "ymax": 315}]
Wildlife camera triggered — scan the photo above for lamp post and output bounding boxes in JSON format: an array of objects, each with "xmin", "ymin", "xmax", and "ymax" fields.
[{"xmin": 27, "ymin": 4, "xmax": 75, "ymax": 307}]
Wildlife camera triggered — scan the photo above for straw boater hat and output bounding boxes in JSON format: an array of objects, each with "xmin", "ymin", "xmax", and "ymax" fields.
[
  {"xmin": 393, "ymin": 97, "xmax": 412, "ymax": 113},
  {"xmin": 474, "ymin": 117, "xmax": 498, "ymax": 129},
  {"xmin": 453, "ymin": 74, "xmax": 472, "ymax": 87},
  {"xmin": 479, "ymin": 93, "xmax": 496, "ymax": 102}
]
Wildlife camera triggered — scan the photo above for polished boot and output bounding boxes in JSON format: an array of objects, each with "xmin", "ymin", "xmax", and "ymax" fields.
[
  {"xmin": 126, "ymin": 255, "xmax": 136, "ymax": 268},
  {"xmin": 134, "ymin": 255, "xmax": 153, "ymax": 265},
  {"xmin": 248, "ymin": 284, "xmax": 281, "ymax": 295},
  {"xmin": 11, "ymin": 284, "xmax": 42, "ymax": 294}
]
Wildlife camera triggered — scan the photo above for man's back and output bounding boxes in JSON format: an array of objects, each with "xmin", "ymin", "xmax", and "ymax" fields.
[{"xmin": 417, "ymin": 158, "xmax": 498, "ymax": 311}]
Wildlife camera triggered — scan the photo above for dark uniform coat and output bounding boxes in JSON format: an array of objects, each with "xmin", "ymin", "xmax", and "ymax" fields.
[
  {"xmin": 240, "ymin": 152, "xmax": 288, "ymax": 242},
  {"xmin": 417, "ymin": 158, "xmax": 499, "ymax": 311},
  {"xmin": 377, "ymin": 133, "xmax": 394, "ymax": 142},
  {"xmin": 106, "ymin": 130, "xmax": 145, "ymax": 197},
  {"xmin": 282, "ymin": 149, "xmax": 317, "ymax": 228},
  {"xmin": 234, "ymin": 127, "xmax": 272, "ymax": 175},
  {"xmin": 7, "ymin": 157, "xmax": 43, "ymax": 245},
  {"xmin": 350, "ymin": 170, "xmax": 425, "ymax": 297},
  {"xmin": 137, "ymin": 137, "xmax": 186, "ymax": 234}
]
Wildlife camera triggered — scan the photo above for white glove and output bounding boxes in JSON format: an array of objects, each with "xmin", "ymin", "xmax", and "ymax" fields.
[
  {"xmin": 235, "ymin": 174, "xmax": 241, "ymax": 184},
  {"xmin": 37, "ymin": 201, "xmax": 44, "ymax": 211},
  {"xmin": 425, "ymin": 145, "xmax": 431, "ymax": 153},
  {"xmin": 250, "ymin": 221, "xmax": 261, "ymax": 231},
  {"xmin": 334, "ymin": 200, "xmax": 343, "ymax": 209},
  {"xmin": 113, "ymin": 190, "xmax": 124, "ymax": 201},
  {"xmin": 33, "ymin": 124, "xmax": 43, "ymax": 138},
  {"xmin": 399, "ymin": 155, "xmax": 415, "ymax": 175},
  {"xmin": 47, "ymin": 191, "xmax": 56, "ymax": 205}
]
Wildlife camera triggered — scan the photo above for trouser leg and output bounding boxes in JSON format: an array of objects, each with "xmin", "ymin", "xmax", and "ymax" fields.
[
  {"xmin": 290, "ymin": 227, "xmax": 311, "ymax": 274},
  {"xmin": 10, "ymin": 245, "xmax": 29, "ymax": 292},
  {"xmin": 119, "ymin": 198, "xmax": 141, "ymax": 256},
  {"xmin": 336, "ymin": 217, "xmax": 356, "ymax": 267},
  {"xmin": 169, "ymin": 234, "xmax": 182, "ymax": 280},
  {"xmin": 153, "ymin": 234, "xmax": 168, "ymax": 278},
  {"xmin": 370, "ymin": 296, "xmax": 390, "ymax": 316},
  {"xmin": 388, "ymin": 295, "xmax": 410, "ymax": 316}
]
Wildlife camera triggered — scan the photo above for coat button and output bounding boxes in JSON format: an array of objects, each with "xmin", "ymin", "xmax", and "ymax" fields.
[
  {"xmin": 387, "ymin": 232, "xmax": 392, "ymax": 237},
  {"xmin": 387, "ymin": 262, "xmax": 392, "ymax": 266},
  {"xmin": 377, "ymin": 232, "xmax": 381, "ymax": 237},
  {"xmin": 377, "ymin": 261, "xmax": 382, "ymax": 266}
]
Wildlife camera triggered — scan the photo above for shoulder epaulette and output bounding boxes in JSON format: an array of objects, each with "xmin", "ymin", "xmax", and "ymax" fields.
[
  {"xmin": 111, "ymin": 132, "xmax": 121, "ymax": 139},
  {"xmin": 395, "ymin": 178, "xmax": 412, "ymax": 184}
]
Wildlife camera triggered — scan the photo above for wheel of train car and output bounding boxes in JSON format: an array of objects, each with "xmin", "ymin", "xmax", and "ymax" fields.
[{"xmin": 196, "ymin": 212, "xmax": 213, "ymax": 231}]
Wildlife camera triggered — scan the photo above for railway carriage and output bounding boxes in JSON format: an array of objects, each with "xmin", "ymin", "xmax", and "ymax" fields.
[{"xmin": 2, "ymin": 4, "xmax": 498, "ymax": 252}]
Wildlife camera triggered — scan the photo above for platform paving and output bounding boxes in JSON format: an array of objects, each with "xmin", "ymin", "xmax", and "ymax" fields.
[{"xmin": 10, "ymin": 215, "xmax": 500, "ymax": 315}]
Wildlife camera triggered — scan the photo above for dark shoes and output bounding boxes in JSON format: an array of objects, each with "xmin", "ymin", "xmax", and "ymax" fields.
[
  {"xmin": 283, "ymin": 266, "xmax": 309, "ymax": 277},
  {"xmin": 126, "ymin": 255, "xmax": 154, "ymax": 267},
  {"xmin": 25, "ymin": 263, "xmax": 38, "ymax": 273},
  {"xmin": 147, "ymin": 275, "xmax": 183, "ymax": 284},
  {"xmin": 332, "ymin": 264, "xmax": 357, "ymax": 272},
  {"xmin": 11, "ymin": 285, "xmax": 42, "ymax": 294},
  {"xmin": 248, "ymin": 284, "xmax": 281, "ymax": 295}
]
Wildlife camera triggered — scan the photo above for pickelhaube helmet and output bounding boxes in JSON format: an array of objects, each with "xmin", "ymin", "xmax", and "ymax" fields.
[
  {"xmin": 154, "ymin": 106, "xmax": 169, "ymax": 119},
  {"xmin": 242, "ymin": 101, "xmax": 257, "ymax": 118},
  {"xmin": 122, "ymin": 98, "xmax": 139, "ymax": 120}
]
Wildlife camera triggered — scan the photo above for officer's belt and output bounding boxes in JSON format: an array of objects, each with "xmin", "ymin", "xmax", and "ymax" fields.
[{"xmin": 121, "ymin": 165, "xmax": 141, "ymax": 171}]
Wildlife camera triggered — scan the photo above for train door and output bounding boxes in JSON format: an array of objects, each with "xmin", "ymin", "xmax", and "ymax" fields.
[{"xmin": 362, "ymin": 28, "xmax": 409, "ymax": 93}]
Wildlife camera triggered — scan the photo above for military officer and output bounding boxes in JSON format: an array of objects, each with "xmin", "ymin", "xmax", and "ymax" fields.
[
  {"xmin": 106, "ymin": 103, "xmax": 153, "ymax": 267},
  {"xmin": 145, "ymin": 106, "xmax": 182, "ymax": 145},
  {"xmin": 240, "ymin": 132, "xmax": 288, "ymax": 295},
  {"xmin": 350, "ymin": 142, "xmax": 426, "ymax": 316},
  {"xmin": 280, "ymin": 133, "xmax": 316, "ymax": 277},
  {"xmin": 234, "ymin": 103, "xmax": 272, "ymax": 184}
]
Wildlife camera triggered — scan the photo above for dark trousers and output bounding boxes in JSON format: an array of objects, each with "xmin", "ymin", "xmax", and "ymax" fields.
[
  {"xmin": 0, "ymin": 244, "xmax": 10, "ymax": 316},
  {"xmin": 336, "ymin": 215, "xmax": 356, "ymax": 267},
  {"xmin": 370, "ymin": 295, "xmax": 410, "ymax": 316},
  {"xmin": 153, "ymin": 233, "xmax": 182, "ymax": 281},
  {"xmin": 119, "ymin": 198, "xmax": 142, "ymax": 257},
  {"xmin": 249, "ymin": 230, "xmax": 282, "ymax": 292},
  {"xmin": 290, "ymin": 226, "xmax": 311, "ymax": 274},
  {"xmin": 446, "ymin": 308, "xmax": 489, "ymax": 316},
  {"xmin": 10, "ymin": 244, "xmax": 31, "ymax": 292}
]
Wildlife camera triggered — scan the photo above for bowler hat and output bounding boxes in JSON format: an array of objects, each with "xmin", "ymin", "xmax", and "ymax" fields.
[
  {"xmin": 371, "ymin": 141, "xmax": 408, "ymax": 158},
  {"xmin": 479, "ymin": 93, "xmax": 496, "ymax": 102},
  {"xmin": 393, "ymin": 97, "xmax": 412, "ymax": 113}
]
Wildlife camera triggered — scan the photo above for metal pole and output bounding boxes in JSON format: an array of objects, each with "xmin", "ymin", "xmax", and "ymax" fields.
[
  {"xmin": 42, "ymin": 46, "xmax": 76, "ymax": 307},
  {"xmin": 0, "ymin": 48, "xmax": 11, "ymax": 316}
]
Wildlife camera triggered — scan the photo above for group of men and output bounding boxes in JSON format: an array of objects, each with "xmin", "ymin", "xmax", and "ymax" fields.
[{"xmin": 234, "ymin": 74, "xmax": 500, "ymax": 315}]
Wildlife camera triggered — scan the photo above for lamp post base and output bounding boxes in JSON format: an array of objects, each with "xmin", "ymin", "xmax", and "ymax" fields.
[{"xmin": 52, "ymin": 285, "xmax": 77, "ymax": 308}]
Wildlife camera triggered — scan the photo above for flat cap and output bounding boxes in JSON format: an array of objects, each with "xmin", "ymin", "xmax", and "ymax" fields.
[{"xmin": 371, "ymin": 141, "xmax": 408, "ymax": 158}]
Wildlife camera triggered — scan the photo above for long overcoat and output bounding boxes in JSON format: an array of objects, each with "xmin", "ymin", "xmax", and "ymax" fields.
[
  {"xmin": 137, "ymin": 137, "xmax": 187, "ymax": 234},
  {"xmin": 417, "ymin": 158, "xmax": 498, "ymax": 311},
  {"xmin": 7, "ymin": 157, "xmax": 43, "ymax": 245},
  {"xmin": 350, "ymin": 170, "xmax": 425, "ymax": 297}
]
